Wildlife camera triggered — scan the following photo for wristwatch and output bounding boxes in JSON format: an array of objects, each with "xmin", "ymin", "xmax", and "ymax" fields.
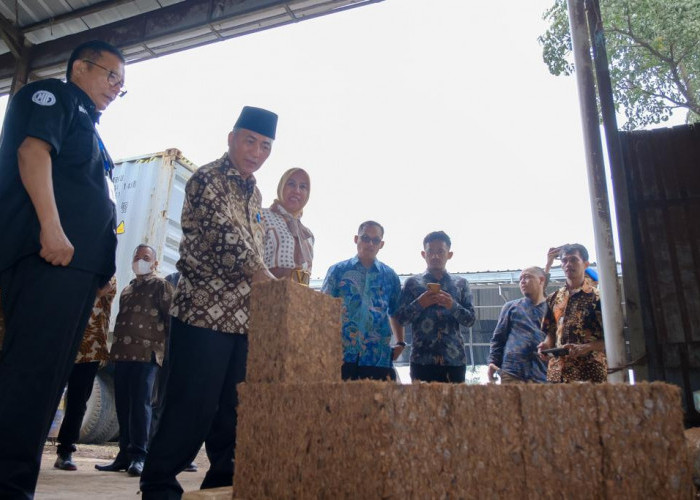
[{"xmin": 396, "ymin": 341, "xmax": 407, "ymax": 347}]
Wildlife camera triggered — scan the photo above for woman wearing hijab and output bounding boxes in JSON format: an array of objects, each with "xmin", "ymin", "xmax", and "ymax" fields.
[{"xmin": 262, "ymin": 168, "xmax": 314, "ymax": 284}]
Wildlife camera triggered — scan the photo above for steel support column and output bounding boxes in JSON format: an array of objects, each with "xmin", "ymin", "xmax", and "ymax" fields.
[{"xmin": 566, "ymin": 0, "xmax": 626, "ymax": 383}]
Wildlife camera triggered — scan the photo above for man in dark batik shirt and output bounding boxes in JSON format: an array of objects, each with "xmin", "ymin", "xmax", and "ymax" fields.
[
  {"xmin": 487, "ymin": 267, "xmax": 548, "ymax": 384},
  {"xmin": 395, "ymin": 231, "xmax": 475, "ymax": 383},
  {"xmin": 537, "ymin": 243, "xmax": 606, "ymax": 383}
]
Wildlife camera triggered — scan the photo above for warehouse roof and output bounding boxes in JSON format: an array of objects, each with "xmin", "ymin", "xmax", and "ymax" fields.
[{"xmin": 0, "ymin": 0, "xmax": 382, "ymax": 96}]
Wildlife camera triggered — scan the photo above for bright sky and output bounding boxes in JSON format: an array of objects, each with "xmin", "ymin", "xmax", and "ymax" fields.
[{"xmin": 0, "ymin": 0, "xmax": 656, "ymax": 279}]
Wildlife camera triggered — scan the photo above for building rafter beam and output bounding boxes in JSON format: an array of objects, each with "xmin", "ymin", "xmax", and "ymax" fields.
[
  {"xmin": 0, "ymin": 0, "xmax": 383, "ymax": 95},
  {"xmin": 0, "ymin": 13, "xmax": 24, "ymax": 59},
  {"xmin": 21, "ymin": 0, "xmax": 138, "ymax": 34}
]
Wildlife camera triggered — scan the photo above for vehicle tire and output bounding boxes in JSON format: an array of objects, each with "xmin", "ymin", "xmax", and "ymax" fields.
[{"xmin": 78, "ymin": 370, "xmax": 119, "ymax": 443}]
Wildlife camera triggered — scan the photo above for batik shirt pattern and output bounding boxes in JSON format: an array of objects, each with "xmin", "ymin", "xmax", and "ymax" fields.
[
  {"xmin": 170, "ymin": 154, "xmax": 266, "ymax": 334},
  {"xmin": 111, "ymin": 274, "xmax": 173, "ymax": 365},
  {"xmin": 75, "ymin": 276, "xmax": 117, "ymax": 363},
  {"xmin": 488, "ymin": 297, "xmax": 547, "ymax": 382},
  {"xmin": 542, "ymin": 276, "xmax": 607, "ymax": 383},
  {"xmin": 395, "ymin": 271, "xmax": 475, "ymax": 366},
  {"xmin": 321, "ymin": 257, "xmax": 401, "ymax": 368}
]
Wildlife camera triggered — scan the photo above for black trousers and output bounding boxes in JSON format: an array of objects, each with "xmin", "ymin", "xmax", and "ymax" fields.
[
  {"xmin": 0, "ymin": 255, "xmax": 100, "ymax": 498},
  {"xmin": 410, "ymin": 363, "xmax": 466, "ymax": 383},
  {"xmin": 114, "ymin": 360, "xmax": 158, "ymax": 460},
  {"xmin": 140, "ymin": 317, "xmax": 248, "ymax": 499},
  {"xmin": 56, "ymin": 361, "xmax": 100, "ymax": 457},
  {"xmin": 341, "ymin": 361, "xmax": 396, "ymax": 381}
]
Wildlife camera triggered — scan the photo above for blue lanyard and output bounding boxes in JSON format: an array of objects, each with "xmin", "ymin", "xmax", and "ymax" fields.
[{"xmin": 96, "ymin": 135, "xmax": 112, "ymax": 176}]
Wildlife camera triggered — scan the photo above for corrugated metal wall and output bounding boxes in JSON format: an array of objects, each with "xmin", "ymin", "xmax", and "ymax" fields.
[{"xmin": 617, "ymin": 124, "xmax": 700, "ymax": 423}]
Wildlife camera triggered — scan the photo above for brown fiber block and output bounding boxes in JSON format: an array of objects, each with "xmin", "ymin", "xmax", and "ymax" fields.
[
  {"xmin": 596, "ymin": 382, "xmax": 693, "ymax": 498},
  {"xmin": 234, "ymin": 382, "xmax": 395, "ymax": 499},
  {"xmin": 247, "ymin": 280, "xmax": 342, "ymax": 383},
  {"xmin": 685, "ymin": 427, "xmax": 700, "ymax": 487},
  {"xmin": 520, "ymin": 384, "xmax": 603, "ymax": 499},
  {"xmin": 234, "ymin": 382, "xmax": 693, "ymax": 499}
]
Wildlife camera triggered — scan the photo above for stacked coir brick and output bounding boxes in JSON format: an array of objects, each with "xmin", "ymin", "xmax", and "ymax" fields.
[{"xmin": 234, "ymin": 280, "xmax": 692, "ymax": 499}]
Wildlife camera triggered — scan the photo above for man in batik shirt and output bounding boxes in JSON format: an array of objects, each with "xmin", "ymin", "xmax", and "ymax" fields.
[
  {"xmin": 141, "ymin": 106, "xmax": 278, "ymax": 498},
  {"xmin": 537, "ymin": 243, "xmax": 606, "ymax": 383},
  {"xmin": 487, "ymin": 267, "xmax": 547, "ymax": 384},
  {"xmin": 322, "ymin": 221, "xmax": 405, "ymax": 381},
  {"xmin": 395, "ymin": 231, "xmax": 475, "ymax": 383}
]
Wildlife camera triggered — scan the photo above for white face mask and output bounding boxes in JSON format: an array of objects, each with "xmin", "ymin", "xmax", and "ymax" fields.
[{"xmin": 132, "ymin": 259, "xmax": 154, "ymax": 276}]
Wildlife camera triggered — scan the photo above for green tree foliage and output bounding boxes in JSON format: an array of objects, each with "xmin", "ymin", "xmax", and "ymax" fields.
[{"xmin": 539, "ymin": 0, "xmax": 700, "ymax": 129}]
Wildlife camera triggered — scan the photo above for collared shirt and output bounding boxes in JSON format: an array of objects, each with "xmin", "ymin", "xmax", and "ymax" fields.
[
  {"xmin": 542, "ymin": 276, "xmax": 607, "ymax": 383},
  {"xmin": 321, "ymin": 257, "xmax": 401, "ymax": 368},
  {"xmin": 0, "ymin": 79, "xmax": 116, "ymax": 279},
  {"xmin": 170, "ymin": 154, "xmax": 266, "ymax": 334},
  {"xmin": 75, "ymin": 276, "xmax": 117, "ymax": 364},
  {"xmin": 488, "ymin": 297, "xmax": 548, "ymax": 382},
  {"xmin": 111, "ymin": 274, "xmax": 173, "ymax": 365},
  {"xmin": 395, "ymin": 270, "xmax": 476, "ymax": 366}
]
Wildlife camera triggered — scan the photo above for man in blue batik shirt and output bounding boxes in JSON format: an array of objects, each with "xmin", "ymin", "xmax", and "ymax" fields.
[
  {"xmin": 395, "ymin": 231, "xmax": 476, "ymax": 383},
  {"xmin": 322, "ymin": 221, "xmax": 405, "ymax": 381},
  {"xmin": 487, "ymin": 266, "xmax": 548, "ymax": 384}
]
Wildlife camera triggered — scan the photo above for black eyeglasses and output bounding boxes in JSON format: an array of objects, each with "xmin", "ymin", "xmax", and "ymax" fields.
[
  {"xmin": 359, "ymin": 235, "xmax": 382, "ymax": 245},
  {"xmin": 82, "ymin": 59, "xmax": 127, "ymax": 97}
]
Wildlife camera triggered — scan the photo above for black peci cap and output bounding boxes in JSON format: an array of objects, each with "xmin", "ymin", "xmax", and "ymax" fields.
[{"xmin": 233, "ymin": 106, "xmax": 278, "ymax": 139}]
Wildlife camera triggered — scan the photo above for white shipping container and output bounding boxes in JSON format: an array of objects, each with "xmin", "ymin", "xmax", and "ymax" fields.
[{"xmin": 110, "ymin": 148, "xmax": 197, "ymax": 327}]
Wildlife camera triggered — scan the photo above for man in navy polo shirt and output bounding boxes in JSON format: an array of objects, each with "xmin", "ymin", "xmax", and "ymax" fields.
[{"xmin": 0, "ymin": 40, "xmax": 124, "ymax": 497}]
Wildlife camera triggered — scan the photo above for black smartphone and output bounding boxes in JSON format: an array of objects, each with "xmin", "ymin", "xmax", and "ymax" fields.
[{"xmin": 540, "ymin": 347, "xmax": 569, "ymax": 357}]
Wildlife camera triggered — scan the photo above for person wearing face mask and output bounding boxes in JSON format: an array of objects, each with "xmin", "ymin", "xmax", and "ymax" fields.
[
  {"xmin": 96, "ymin": 244, "xmax": 173, "ymax": 476},
  {"xmin": 262, "ymin": 168, "xmax": 314, "ymax": 284}
]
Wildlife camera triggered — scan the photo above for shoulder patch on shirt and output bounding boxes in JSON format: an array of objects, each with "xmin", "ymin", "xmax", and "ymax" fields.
[{"xmin": 31, "ymin": 90, "xmax": 57, "ymax": 106}]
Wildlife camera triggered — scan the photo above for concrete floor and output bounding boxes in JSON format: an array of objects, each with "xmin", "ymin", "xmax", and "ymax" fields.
[{"xmin": 36, "ymin": 442, "xmax": 208, "ymax": 499}]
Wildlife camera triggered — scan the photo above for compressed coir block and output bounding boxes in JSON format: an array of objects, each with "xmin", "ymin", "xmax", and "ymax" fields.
[
  {"xmin": 247, "ymin": 279, "xmax": 342, "ymax": 383},
  {"xmin": 234, "ymin": 381, "xmax": 693, "ymax": 499},
  {"xmin": 596, "ymin": 382, "xmax": 692, "ymax": 498},
  {"xmin": 236, "ymin": 382, "xmax": 523, "ymax": 499},
  {"xmin": 519, "ymin": 383, "xmax": 604, "ymax": 499},
  {"xmin": 685, "ymin": 427, "xmax": 700, "ymax": 487}
]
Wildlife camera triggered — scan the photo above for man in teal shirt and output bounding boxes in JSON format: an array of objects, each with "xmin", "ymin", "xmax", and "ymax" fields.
[{"xmin": 322, "ymin": 221, "xmax": 405, "ymax": 381}]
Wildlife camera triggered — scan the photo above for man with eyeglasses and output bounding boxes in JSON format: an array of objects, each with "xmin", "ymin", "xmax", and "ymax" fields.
[
  {"xmin": 0, "ymin": 40, "xmax": 124, "ymax": 497},
  {"xmin": 322, "ymin": 221, "xmax": 405, "ymax": 381},
  {"xmin": 395, "ymin": 231, "xmax": 476, "ymax": 383}
]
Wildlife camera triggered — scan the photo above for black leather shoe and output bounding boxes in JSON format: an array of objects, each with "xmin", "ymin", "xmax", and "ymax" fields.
[
  {"xmin": 184, "ymin": 462, "xmax": 198, "ymax": 472},
  {"xmin": 95, "ymin": 456, "xmax": 129, "ymax": 472},
  {"xmin": 54, "ymin": 454, "xmax": 78, "ymax": 471},
  {"xmin": 127, "ymin": 459, "xmax": 144, "ymax": 477}
]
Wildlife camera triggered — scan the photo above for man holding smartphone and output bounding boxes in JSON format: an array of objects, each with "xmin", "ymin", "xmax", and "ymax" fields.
[
  {"xmin": 537, "ymin": 243, "xmax": 606, "ymax": 383},
  {"xmin": 395, "ymin": 231, "xmax": 475, "ymax": 383}
]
